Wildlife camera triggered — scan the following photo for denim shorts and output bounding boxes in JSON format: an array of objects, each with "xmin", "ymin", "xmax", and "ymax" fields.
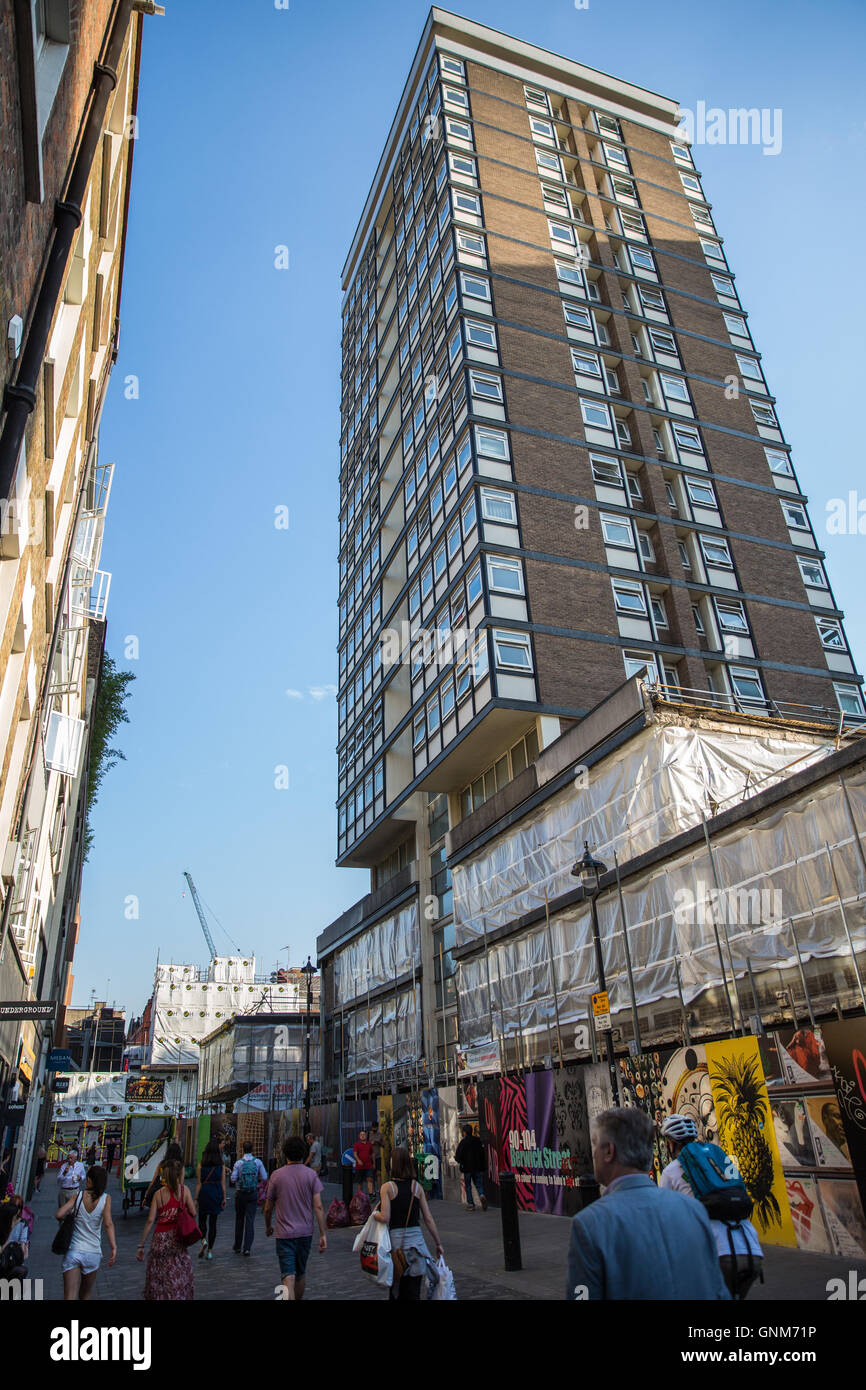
[
  {"xmin": 62, "ymin": 1248, "xmax": 101, "ymax": 1275},
  {"xmin": 276, "ymin": 1236, "xmax": 312, "ymax": 1279}
]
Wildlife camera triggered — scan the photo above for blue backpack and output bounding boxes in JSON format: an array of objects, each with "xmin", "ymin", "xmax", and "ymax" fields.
[
  {"xmin": 238, "ymin": 1158, "xmax": 259, "ymax": 1193},
  {"xmin": 678, "ymin": 1141, "xmax": 753, "ymax": 1223}
]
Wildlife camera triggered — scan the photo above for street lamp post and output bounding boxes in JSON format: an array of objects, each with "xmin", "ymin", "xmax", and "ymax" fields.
[
  {"xmin": 572, "ymin": 842, "xmax": 620, "ymax": 1104},
  {"xmin": 301, "ymin": 957, "xmax": 317, "ymax": 1133}
]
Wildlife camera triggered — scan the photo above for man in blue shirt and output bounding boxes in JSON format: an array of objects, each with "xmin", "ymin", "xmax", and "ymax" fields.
[
  {"xmin": 566, "ymin": 1107, "xmax": 730, "ymax": 1300},
  {"xmin": 230, "ymin": 1146, "xmax": 268, "ymax": 1256}
]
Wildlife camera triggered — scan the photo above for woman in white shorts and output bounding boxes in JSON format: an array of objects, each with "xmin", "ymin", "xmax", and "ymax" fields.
[{"xmin": 56, "ymin": 1164, "xmax": 117, "ymax": 1299}]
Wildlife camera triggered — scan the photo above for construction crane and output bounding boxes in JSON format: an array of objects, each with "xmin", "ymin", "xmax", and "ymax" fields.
[{"xmin": 183, "ymin": 871, "xmax": 217, "ymax": 959}]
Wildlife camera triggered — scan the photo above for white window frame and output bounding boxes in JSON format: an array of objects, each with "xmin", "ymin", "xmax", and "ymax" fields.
[
  {"xmin": 493, "ymin": 629, "xmax": 533, "ymax": 670},
  {"xmin": 834, "ymin": 683, "xmax": 864, "ymax": 716},
  {"xmin": 601, "ymin": 513, "xmax": 635, "ymax": 548},
  {"xmin": 571, "ymin": 348, "xmax": 602, "ymax": 378},
  {"xmin": 730, "ymin": 666, "xmax": 765, "ymax": 705},
  {"xmin": 469, "ymin": 370, "xmax": 503, "ymax": 402},
  {"xmin": 612, "ymin": 579, "xmax": 646, "ymax": 615},
  {"xmin": 798, "ymin": 557, "xmax": 828, "ymax": 589},
  {"xmin": 781, "ymin": 500, "xmax": 809, "ymax": 531},
  {"xmin": 765, "ymin": 448, "xmax": 793, "ymax": 477},
  {"xmin": 817, "ymin": 618, "xmax": 845, "ymax": 650},
  {"xmin": 672, "ymin": 423, "xmax": 703, "ymax": 453},
  {"xmin": 736, "ymin": 354, "xmax": 763, "ymax": 382},
  {"xmin": 475, "ymin": 425, "xmax": 510, "ymax": 460},
  {"xmin": 480, "ymin": 488, "xmax": 517, "ymax": 523},
  {"xmin": 660, "ymin": 373, "xmax": 690, "ymax": 404},
  {"xmin": 700, "ymin": 535, "xmax": 733, "ymax": 568},
  {"xmin": 563, "ymin": 300, "xmax": 593, "ymax": 330},
  {"xmin": 623, "ymin": 649, "xmax": 659, "ymax": 683},
  {"xmin": 590, "ymin": 455, "xmax": 623, "ymax": 487},
  {"xmin": 750, "ymin": 400, "xmax": 777, "ymax": 427},
  {"xmin": 465, "ymin": 318, "xmax": 497, "ymax": 349},
  {"xmin": 649, "ymin": 328, "xmax": 677, "ymax": 355},
  {"xmin": 716, "ymin": 600, "xmax": 749, "ymax": 634},
  {"xmin": 629, "ymin": 246, "xmax": 656, "ymax": 273},
  {"xmin": 686, "ymin": 476, "xmax": 717, "ymax": 508},
  {"xmin": 460, "ymin": 271, "xmax": 490, "ymax": 302},
  {"xmin": 487, "ymin": 554, "xmax": 524, "ymax": 594},
  {"xmin": 580, "ymin": 398, "xmax": 612, "ymax": 430}
]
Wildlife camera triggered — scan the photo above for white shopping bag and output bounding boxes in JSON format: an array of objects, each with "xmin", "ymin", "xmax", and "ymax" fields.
[
  {"xmin": 431, "ymin": 1254, "xmax": 457, "ymax": 1300},
  {"xmin": 353, "ymin": 1211, "xmax": 393, "ymax": 1287}
]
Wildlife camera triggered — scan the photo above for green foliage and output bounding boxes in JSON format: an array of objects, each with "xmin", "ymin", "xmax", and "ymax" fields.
[{"xmin": 83, "ymin": 652, "xmax": 135, "ymax": 860}]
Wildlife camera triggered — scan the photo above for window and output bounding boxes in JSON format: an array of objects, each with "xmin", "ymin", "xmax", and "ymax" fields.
[
  {"xmin": 487, "ymin": 555, "xmax": 524, "ymax": 593},
  {"xmin": 444, "ymin": 85, "xmax": 469, "ymax": 109},
  {"xmin": 413, "ymin": 714, "xmax": 427, "ymax": 749},
  {"xmin": 781, "ymin": 501, "xmax": 809, "ymax": 530},
  {"xmin": 736, "ymin": 354, "xmax": 763, "ymax": 382},
  {"xmin": 626, "ymin": 473, "xmax": 642, "ymax": 504},
  {"xmin": 467, "ymin": 562, "xmax": 482, "ymax": 604},
  {"xmin": 462, "ymin": 495, "xmax": 477, "ymax": 535},
  {"xmin": 711, "ymin": 273, "xmax": 736, "ymax": 297},
  {"xmin": 665, "ymin": 482, "xmax": 677, "ymax": 508},
  {"xmin": 692, "ymin": 603, "xmax": 705, "ymax": 633},
  {"xmin": 441, "ymin": 679, "xmax": 456, "ymax": 719},
  {"xmin": 465, "ymin": 319, "xmax": 497, "ymax": 349},
  {"xmin": 678, "ymin": 540, "xmax": 692, "ymax": 571},
  {"xmin": 834, "ymin": 684, "xmax": 864, "ymax": 716},
  {"xmin": 455, "ymin": 656, "xmax": 472, "ymax": 701},
  {"xmin": 700, "ymin": 536, "xmax": 733, "ymax": 568},
  {"xmin": 639, "ymin": 286, "xmax": 666, "ymax": 312},
  {"xmin": 649, "ymin": 328, "xmax": 677, "ymax": 355},
  {"xmin": 716, "ymin": 600, "xmax": 749, "ymax": 633},
  {"xmin": 817, "ymin": 618, "xmax": 845, "ymax": 650},
  {"xmin": 449, "ymin": 153, "xmax": 477, "ymax": 181},
  {"xmin": 548, "ymin": 219, "xmax": 575, "ymax": 246},
  {"xmin": 750, "ymin": 400, "xmax": 777, "ymax": 428},
  {"xmin": 651, "ymin": 596, "xmax": 668, "ymax": 628},
  {"xmin": 427, "ymin": 693, "xmax": 441, "ymax": 735},
  {"xmin": 616, "ymin": 419, "xmax": 631, "ymax": 447},
  {"xmin": 475, "ymin": 425, "xmax": 509, "ymax": 460},
  {"xmin": 680, "ymin": 172, "xmax": 703, "ymax": 196},
  {"xmin": 581, "ymin": 398, "xmax": 612, "ymax": 430},
  {"xmin": 453, "ymin": 189, "xmax": 482, "ymax": 217},
  {"xmin": 460, "ymin": 272, "xmax": 490, "ymax": 303},
  {"xmin": 637, "ymin": 531, "xmax": 655, "ymax": 563},
  {"xmin": 596, "ymin": 112, "xmax": 622, "ymax": 139},
  {"xmin": 690, "ymin": 205, "xmax": 714, "ymax": 228},
  {"xmin": 798, "ymin": 557, "xmax": 827, "ymax": 589},
  {"xmin": 563, "ymin": 301, "xmax": 593, "ymax": 330},
  {"xmin": 541, "ymin": 182, "xmax": 569, "ymax": 209},
  {"xmin": 672, "ymin": 423, "xmax": 703, "ymax": 453},
  {"xmin": 524, "ymin": 85, "xmax": 550, "ymax": 114},
  {"xmin": 457, "ymin": 229, "xmax": 485, "ymax": 257},
  {"xmin": 686, "ymin": 476, "xmax": 717, "ymax": 508},
  {"xmin": 535, "ymin": 148, "xmax": 563, "ymax": 178},
  {"xmin": 555, "ymin": 259, "xmax": 584, "ymax": 289},
  {"xmin": 700, "ymin": 238, "xmax": 725, "ymax": 263},
  {"xmin": 620, "ymin": 210, "xmax": 645, "ymax": 237},
  {"xmin": 612, "ymin": 177, "xmax": 638, "ymax": 203},
  {"xmin": 623, "ymin": 649, "xmax": 659, "ymax": 682},
  {"xmin": 571, "ymin": 348, "xmax": 602, "ymax": 377},
  {"xmin": 660, "ymin": 374, "xmax": 690, "ymax": 404},
  {"xmin": 481, "ymin": 488, "xmax": 517, "ymax": 523},
  {"xmin": 529, "ymin": 117, "xmax": 555, "ymax": 142},
  {"xmin": 724, "ymin": 313, "xmax": 748, "ymax": 337},
  {"xmin": 629, "ymin": 247, "xmax": 656, "ymax": 272},
  {"xmin": 670, "ymin": 141, "xmax": 692, "ymax": 164},
  {"xmin": 604, "ymin": 143, "xmax": 629, "ymax": 167},
  {"xmin": 765, "ymin": 448, "xmax": 793, "ymax": 477},
  {"xmin": 601, "ymin": 513, "xmax": 635, "ymax": 548},
  {"xmin": 446, "ymin": 117, "xmax": 473, "ymax": 144},
  {"xmin": 447, "ymin": 521, "xmax": 461, "ymax": 558},
  {"xmin": 730, "ymin": 667, "xmax": 765, "ymax": 704},
  {"xmin": 612, "ymin": 579, "xmax": 646, "ymax": 614},
  {"xmin": 493, "ymin": 629, "xmax": 532, "ymax": 669},
  {"xmin": 469, "ymin": 370, "xmax": 502, "ymax": 402},
  {"xmin": 591, "ymin": 456, "xmax": 623, "ymax": 486},
  {"xmin": 441, "ymin": 54, "xmax": 465, "ymax": 78}
]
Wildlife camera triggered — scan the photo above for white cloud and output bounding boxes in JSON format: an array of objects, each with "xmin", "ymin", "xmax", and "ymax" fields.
[
  {"xmin": 308, "ymin": 684, "xmax": 337, "ymax": 702},
  {"xmin": 285, "ymin": 689, "xmax": 304, "ymax": 700}
]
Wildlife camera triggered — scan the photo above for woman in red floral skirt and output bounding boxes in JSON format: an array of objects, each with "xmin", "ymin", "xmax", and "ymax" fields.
[{"xmin": 137, "ymin": 1158, "xmax": 196, "ymax": 1299}]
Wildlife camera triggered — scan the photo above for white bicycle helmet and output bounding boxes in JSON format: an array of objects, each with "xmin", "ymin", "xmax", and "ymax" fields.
[{"xmin": 661, "ymin": 1114, "xmax": 698, "ymax": 1143}]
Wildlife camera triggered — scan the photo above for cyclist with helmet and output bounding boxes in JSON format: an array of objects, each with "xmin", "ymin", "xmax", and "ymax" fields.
[{"xmin": 659, "ymin": 1114, "xmax": 764, "ymax": 1300}]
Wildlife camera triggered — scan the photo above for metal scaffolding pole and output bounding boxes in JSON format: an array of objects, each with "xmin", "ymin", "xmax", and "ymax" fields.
[
  {"xmin": 789, "ymin": 919, "xmax": 816, "ymax": 1031},
  {"xmin": 701, "ymin": 814, "xmax": 744, "ymax": 1035},
  {"xmin": 543, "ymin": 891, "xmax": 565, "ymax": 1068},
  {"xmin": 613, "ymin": 849, "xmax": 642, "ymax": 1055}
]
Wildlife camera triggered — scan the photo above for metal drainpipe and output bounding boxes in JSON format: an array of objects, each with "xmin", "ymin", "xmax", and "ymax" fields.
[{"xmin": 0, "ymin": 0, "xmax": 135, "ymax": 494}]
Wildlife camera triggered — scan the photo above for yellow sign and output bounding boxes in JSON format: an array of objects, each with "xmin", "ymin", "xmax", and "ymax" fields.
[{"xmin": 592, "ymin": 991, "xmax": 609, "ymax": 1016}]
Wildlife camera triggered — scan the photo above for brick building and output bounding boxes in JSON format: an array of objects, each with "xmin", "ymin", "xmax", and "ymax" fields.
[
  {"xmin": 0, "ymin": 0, "xmax": 161, "ymax": 1190},
  {"xmin": 318, "ymin": 11, "xmax": 865, "ymax": 1099}
]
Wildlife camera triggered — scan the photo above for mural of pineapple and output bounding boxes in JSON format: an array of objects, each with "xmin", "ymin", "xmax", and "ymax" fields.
[{"xmin": 710, "ymin": 1051, "xmax": 781, "ymax": 1227}]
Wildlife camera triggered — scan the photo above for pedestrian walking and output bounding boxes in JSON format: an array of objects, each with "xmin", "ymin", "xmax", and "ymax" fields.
[
  {"xmin": 304, "ymin": 1133, "xmax": 322, "ymax": 1172},
  {"xmin": 57, "ymin": 1149, "xmax": 87, "ymax": 1209},
  {"xmin": 85, "ymin": 1142, "xmax": 97, "ymax": 1168},
  {"xmin": 565, "ymin": 1108, "xmax": 730, "ymax": 1301},
  {"xmin": 264, "ymin": 1135, "xmax": 327, "ymax": 1301},
  {"xmin": 0, "ymin": 1203, "xmax": 28, "ymax": 1284},
  {"xmin": 659, "ymin": 1114, "xmax": 764, "ymax": 1299},
  {"xmin": 143, "ymin": 1141, "xmax": 184, "ymax": 1208},
  {"xmin": 374, "ymin": 1147, "xmax": 444, "ymax": 1301},
  {"xmin": 353, "ymin": 1130, "xmax": 375, "ymax": 1199},
  {"xmin": 454, "ymin": 1125, "xmax": 487, "ymax": 1210},
  {"xmin": 137, "ymin": 1158, "xmax": 196, "ymax": 1300},
  {"xmin": 105, "ymin": 1140, "xmax": 116, "ymax": 1176},
  {"xmin": 369, "ymin": 1123, "xmax": 383, "ymax": 1191},
  {"xmin": 194, "ymin": 1138, "xmax": 226, "ymax": 1260},
  {"xmin": 34, "ymin": 1143, "xmax": 47, "ymax": 1192},
  {"xmin": 230, "ymin": 1145, "xmax": 268, "ymax": 1255},
  {"xmin": 57, "ymin": 1165, "xmax": 117, "ymax": 1300}
]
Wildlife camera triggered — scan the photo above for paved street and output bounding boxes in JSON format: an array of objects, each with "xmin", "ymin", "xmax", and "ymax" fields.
[{"xmin": 21, "ymin": 1172, "xmax": 866, "ymax": 1302}]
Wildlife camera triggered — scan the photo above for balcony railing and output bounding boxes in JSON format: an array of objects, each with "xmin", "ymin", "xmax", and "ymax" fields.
[{"xmin": 647, "ymin": 680, "xmax": 866, "ymax": 735}]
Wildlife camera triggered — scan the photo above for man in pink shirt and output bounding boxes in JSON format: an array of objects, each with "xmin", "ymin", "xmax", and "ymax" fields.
[{"xmin": 264, "ymin": 1136, "xmax": 327, "ymax": 1300}]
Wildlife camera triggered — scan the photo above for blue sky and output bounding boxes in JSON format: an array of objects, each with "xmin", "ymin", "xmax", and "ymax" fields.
[{"xmin": 79, "ymin": 0, "xmax": 866, "ymax": 1017}]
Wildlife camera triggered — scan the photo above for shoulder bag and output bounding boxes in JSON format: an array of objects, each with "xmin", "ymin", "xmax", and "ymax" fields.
[
  {"xmin": 52, "ymin": 1193, "xmax": 82, "ymax": 1256},
  {"xmin": 174, "ymin": 1186, "xmax": 203, "ymax": 1248},
  {"xmin": 391, "ymin": 1181, "xmax": 416, "ymax": 1283}
]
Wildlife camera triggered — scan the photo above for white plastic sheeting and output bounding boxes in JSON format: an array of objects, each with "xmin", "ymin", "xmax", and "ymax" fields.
[
  {"xmin": 334, "ymin": 902, "xmax": 420, "ymax": 1006},
  {"xmin": 50, "ymin": 1072, "xmax": 195, "ymax": 1121},
  {"xmin": 149, "ymin": 960, "xmax": 312, "ymax": 1066},
  {"xmin": 341, "ymin": 985, "xmax": 421, "ymax": 1077},
  {"xmin": 199, "ymin": 1019, "xmax": 316, "ymax": 1109},
  {"xmin": 457, "ymin": 761, "xmax": 866, "ymax": 1049},
  {"xmin": 452, "ymin": 724, "xmax": 831, "ymax": 946}
]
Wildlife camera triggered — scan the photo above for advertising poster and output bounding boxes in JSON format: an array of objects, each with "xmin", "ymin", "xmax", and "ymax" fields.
[
  {"xmin": 660, "ymin": 1045, "xmax": 714, "ymax": 1140},
  {"xmin": 770, "ymin": 1098, "xmax": 817, "ymax": 1168},
  {"xmin": 784, "ymin": 1175, "xmax": 832, "ymax": 1254},
  {"xmin": 376, "ymin": 1094, "xmax": 393, "ymax": 1187},
  {"xmin": 458, "ymin": 1078, "xmax": 479, "ymax": 1119},
  {"xmin": 804, "ymin": 1096, "xmax": 852, "ymax": 1168},
  {"xmin": 437, "ymin": 1086, "xmax": 461, "ymax": 1201},
  {"xmin": 582, "ymin": 1062, "xmax": 614, "ymax": 1128},
  {"xmin": 618, "ymin": 1050, "xmax": 668, "ymax": 1181},
  {"xmin": 125, "ymin": 1076, "xmax": 165, "ymax": 1103},
  {"xmin": 478, "ymin": 1076, "xmax": 503, "ymax": 1203},
  {"xmin": 817, "ymin": 1178, "xmax": 866, "ymax": 1259},
  {"xmin": 553, "ymin": 1063, "xmax": 592, "ymax": 1179},
  {"xmin": 705, "ymin": 1036, "xmax": 797, "ymax": 1248},
  {"xmin": 821, "ymin": 1017, "xmax": 866, "ymax": 1215},
  {"xmin": 421, "ymin": 1087, "xmax": 442, "ymax": 1198}
]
